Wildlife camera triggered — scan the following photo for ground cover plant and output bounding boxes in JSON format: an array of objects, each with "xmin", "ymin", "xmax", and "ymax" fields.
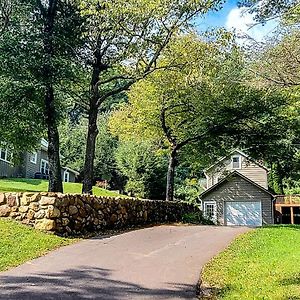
[
  {"xmin": 0, "ymin": 218, "xmax": 76, "ymax": 271},
  {"xmin": 0, "ymin": 178, "xmax": 122, "ymax": 197},
  {"xmin": 201, "ymin": 226, "xmax": 300, "ymax": 300}
]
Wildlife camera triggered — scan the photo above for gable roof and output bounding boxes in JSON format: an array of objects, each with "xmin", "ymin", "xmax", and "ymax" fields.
[
  {"xmin": 200, "ymin": 170, "xmax": 274, "ymax": 198},
  {"xmin": 62, "ymin": 166, "xmax": 80, "ymax": 176},
  {"xmin": 204, "ymin": 149, "xmax": 269, "ymax": 173}
]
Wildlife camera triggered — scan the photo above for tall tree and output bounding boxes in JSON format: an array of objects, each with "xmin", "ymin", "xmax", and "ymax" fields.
[
  {"xmin": 0, "ymin": 0, "xmax": 84, "ymax": 191},
  {"xmin": 78, "ymin": 0, "xmax": 224, "ymax": 194},
  {"xmin": 110, "ymin": 33, "xmax": 288, "ymax": 200},
  {"xmin": 40, "ymin": 0, "xmax": 63, "ymax": 192}
]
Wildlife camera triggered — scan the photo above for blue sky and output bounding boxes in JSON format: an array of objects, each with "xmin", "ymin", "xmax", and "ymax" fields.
[
  {"xmin": 195, "ymin": 0, "xmax": 278, "ymax": 42},
  {"xmin": 196, "ymin": 0, "xmax": 238, "ymax": 30}
]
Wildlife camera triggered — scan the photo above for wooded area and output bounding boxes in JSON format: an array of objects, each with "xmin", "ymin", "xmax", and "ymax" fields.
[{"xmin": 0, "ymin": 0, "xmax": 299, "ymax": 200}]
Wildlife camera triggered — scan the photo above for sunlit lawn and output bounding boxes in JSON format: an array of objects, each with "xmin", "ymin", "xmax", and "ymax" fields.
[
  {"xmin": 0, "ymin": 218, "xmax": 77, "ymax": 271},
  {"xmin": 202, "ymin": 226, "xmax": 300, "ymax": 300},
  {"xmin": 0, "ymin": 178, "xmax": 123, "ymax": 197}
]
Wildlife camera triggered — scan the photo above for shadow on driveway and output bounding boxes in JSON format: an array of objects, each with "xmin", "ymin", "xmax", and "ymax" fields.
[{"xmin": 0, "ymin": 266, "xmax": 196, "ymax": 300}]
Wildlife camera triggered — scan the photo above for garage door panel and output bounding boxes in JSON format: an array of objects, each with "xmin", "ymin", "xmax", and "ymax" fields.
[{"xmin": 226, "ymin": 201, "xmax": 262, "ymax": 226}]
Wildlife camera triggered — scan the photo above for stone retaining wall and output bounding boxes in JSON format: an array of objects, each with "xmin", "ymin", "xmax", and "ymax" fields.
[{"xmin": 0, "ymin": 192, "xmax": 197, "ymax": 235}]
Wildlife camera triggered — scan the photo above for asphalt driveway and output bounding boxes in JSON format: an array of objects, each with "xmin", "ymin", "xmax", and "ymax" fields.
[{"xmin": 0, "ymin": 225, "xmax": 249, "ymax": 300}]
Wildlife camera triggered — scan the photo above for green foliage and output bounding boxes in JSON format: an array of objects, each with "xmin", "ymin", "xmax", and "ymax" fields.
[
  {"xmin": 182, "ymin": 211, "xmax": 214, "ymax": 225},
  {"xmin": 0, "ymin": 0, "xmax": 85, "ymax": 152},
  {"xmin": 60, "ymin": 114, "xmax": 119, "ymax": 180},
  {"xmin": 239, "ymin": 0, "xmax": 298, "ymax": 23},
  {"xmin": 175, "ymin": 178, "xmax": 204, "ymax": 203},
  {"xmin": 110, "ymin": 32, "xmax": 290, "ymax": 198},
  {"xmin": 0, "ymin": 218, "xmax": 75, "ymax": 272},
  {"xmin": 115, "ymin": 140, "xmax": 167, "ymax": 199},
  {"xmin": 202, "ymin": 226, "xmax": 300, "ymax": 299}
]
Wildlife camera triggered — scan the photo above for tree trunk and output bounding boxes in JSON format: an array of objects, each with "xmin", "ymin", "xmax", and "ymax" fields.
[
  {"xmin": 42, "ymin": 0, "xmax": 63, "ymax": 192},
  {"xmin": 45, "ymin": 87, "xmax": 63, "ymax": 192},
  {"xmin": 275, "ymin": 161, "xmax": 284, "ymax": 194},
  {"xmin": 166, "ymin": 149, "xmax": 177, "ymax": 201},
  {"xmin": 82, "ymin": 58, "xmax": 102, "ymax": 194},
  {"xmin": 82, "ymin": 104, "xmax": 99, "ymax": 194}
]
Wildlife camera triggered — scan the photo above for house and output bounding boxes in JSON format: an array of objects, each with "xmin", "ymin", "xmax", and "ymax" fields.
[
  {"xmin": 200, "ymin": 149, "xmax": 274, "ymax": 226},
  {"xmin": 0, "ymin": 139, "xmax": 79, "ymax": 182}
]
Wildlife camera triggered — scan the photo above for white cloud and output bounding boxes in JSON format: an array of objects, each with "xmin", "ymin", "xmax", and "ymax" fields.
[{"xmin": 225, "ymin": 7, "xmax": 278, "ymax": 42}]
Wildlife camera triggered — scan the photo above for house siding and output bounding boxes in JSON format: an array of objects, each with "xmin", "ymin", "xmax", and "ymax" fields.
[
  {"xmin": 25, "ymin": 152, "xmax": 40, "ymax": 178},
  {"xmin": 0, "ymin": 156, "xmax": 26, "ymax": 178},
  {"xmin": 0, "ymin": 143, "xmax": 78, "ymax": 182},
  {"xmin": 201, "ymin": 175, "xmax": 273, "ymax": 225},
  {"xmin": 61, "ymin": 169, "xmax": 76, "ymax": 183},
  {"xmin": 205, "ymin": 152, "xmax": 268, "ymax": 189},
  {"xmin": 0, "ymin": 160, "xmax": 17, "ymax": 177}
]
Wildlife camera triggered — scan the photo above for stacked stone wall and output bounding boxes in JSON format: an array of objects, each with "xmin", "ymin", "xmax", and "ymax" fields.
[{"xmin": 0, "ymin": 192, "xmax": 197, "ymax": 235}]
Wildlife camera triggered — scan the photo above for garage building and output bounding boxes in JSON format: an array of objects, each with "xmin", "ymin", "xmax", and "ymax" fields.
[{"xmin": 200, "ymin": 171, "xmax": 274, "ymax": 226}]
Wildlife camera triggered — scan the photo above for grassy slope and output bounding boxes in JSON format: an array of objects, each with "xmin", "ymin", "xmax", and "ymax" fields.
[
  {"xmin": 0, "ymin": 219, "xmax": 76, "ymax": 271},
  {"xmin": 0, "ymin": 178, "xmax": 122, "ymax": 197},
  {"xmin": 202, "ymin": 226, "xmax": 300, "ymax": 300}
]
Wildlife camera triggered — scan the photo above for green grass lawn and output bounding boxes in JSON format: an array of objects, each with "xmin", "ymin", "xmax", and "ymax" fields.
[
  {"xmin": 0, "ymin": 218, "xmax": 76, "ymax": 271},
  {"xmin": 202, "ymin": 226, "xmax": 300, "ymax": 300},
  {"xmin": 0, "ymin": 178, "xmax": 123, "ymax": 197}
]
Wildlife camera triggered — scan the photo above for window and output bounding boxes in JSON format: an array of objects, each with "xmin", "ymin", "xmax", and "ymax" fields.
[
  {"xmin": 0, "ymin": 149, "xmax": 6, "ymax": 160},
  {"xmin": 0, "ymin": 148, "xmax": 11, "ymax": 163},
  {"xmin": 63, "ymin": 170, "xmax": 70, "ymax": 182},
  {"xmin": 204, "ymin": 201, "xmax": 216, "ymax": 222},
  {"xmin": 232, "ymin": 155, "xmax": 241, "ymax": 169},
  {"xmin": 40, "ymin": 159, "xmax": 49, "ymax": 175},
  {"xmin": 30, "ymin": 152, "xmax": 37, "ymax": 164}
]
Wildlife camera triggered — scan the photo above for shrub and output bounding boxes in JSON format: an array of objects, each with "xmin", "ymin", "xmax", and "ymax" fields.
[{"xmin": 182, "ymin": 211, "xmax": 214, "ymax": 225}]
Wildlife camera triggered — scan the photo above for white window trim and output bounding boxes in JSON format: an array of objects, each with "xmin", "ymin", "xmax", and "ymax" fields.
[
  {"xmin": 0, "ymin": 148, "xmax": 11, "ymax": 163},
  {"xmin": 203, "ymin": 201, "xmax": 217, "ymax": 222},
  {"xmin": 30, "ymin": 152, "xmax": 37, "ymax": 164},
  {"xmin": 63, "ymin": 170, "xmax": 70, "ymax": 182},
  {"xmin": 231, "ymin": 155, "xmax": 242, "ymax": 170},
  {"xmin": 40, "ymin": 159, "xmax": 49, "ymax": 174}
]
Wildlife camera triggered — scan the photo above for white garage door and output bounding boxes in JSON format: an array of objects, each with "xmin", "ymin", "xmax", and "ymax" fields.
[{"xmin": 225, "ymin": 201, "xmax": 262, "ymax": 226}]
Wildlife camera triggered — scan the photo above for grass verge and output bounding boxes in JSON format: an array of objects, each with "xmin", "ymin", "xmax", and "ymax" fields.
[
  {"xmin": 201, "ymin": 226, "xmax": 300, "ymax": 300},
  {"xmin": 0, "ymin": 218, "xmax": 76, "ymax": 272},
  {"xmin": 0, "ymin": 178, "xmax": 123, "ymax": 197}
]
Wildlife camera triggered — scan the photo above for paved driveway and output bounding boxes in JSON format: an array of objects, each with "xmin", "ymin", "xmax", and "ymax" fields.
[{"xmin": 0, "ymin": 225, "xmax": 249, "ymax": 300}]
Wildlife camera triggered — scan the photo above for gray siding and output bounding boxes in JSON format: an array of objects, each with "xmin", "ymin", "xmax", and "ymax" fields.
[
  {"xmin": 69, "ymin": 172, "xmax": 76, "ymax": 182},
  {"xmin": 201, "ymin": 175, "xmax": 273, "ymax": 225},
  {"xmin": 61, "ymin": 169, "xmax": 76, "ymax": 183},
  {"xmin": 0, "ymin": 160, "xmax": 18, "ymax": 177},
  {"xmin": 0, "ymin": 146, "xmax": 77, "ymax": 182},
  {"xmin": 25, "ymin": 149, "xmax": 48, "ymax": 178},
  {"xmin": 25, "ymin": 152, "xmax": 40, "ymax": 178},
  {"xmin": 239, "ymin": 159, "xmax": 268, "ymax": 189},
  {"xmin": 0, "ymin": 156, "xmax": 25, "ymax": 178},
  {"xmin": 205, "ymin": 152, "xmax": 268, "ymax": 189}
]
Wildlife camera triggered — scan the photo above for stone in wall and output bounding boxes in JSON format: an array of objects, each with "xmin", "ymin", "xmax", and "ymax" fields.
[{"xmin": 0, "ymin": 192, "xmax": 199, "ymax": 236}]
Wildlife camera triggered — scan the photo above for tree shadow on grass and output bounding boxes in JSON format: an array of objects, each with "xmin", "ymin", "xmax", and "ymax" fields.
[
  {"xmin": 280, "ymin": 273, "xmax": 300, "ymax": 299},
  {"xmin": 280, "ymin": 274, "xmax": 300, "ymax": 286},
  {"xmin": 203, "ymin": 274, "xmax": 300, "ymax": 300},
  {"xmin": 264, "ymin": 225, "xmax": 300, "ymax": 230},
  {"xmin": 0, "ymin": 266, "xmax": 197, "ymax": 300}
]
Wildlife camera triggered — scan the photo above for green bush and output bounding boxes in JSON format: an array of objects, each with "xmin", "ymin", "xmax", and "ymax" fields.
[{"xmin": 182, "ymin": 211, "xmax": 214, "ymax": 225}]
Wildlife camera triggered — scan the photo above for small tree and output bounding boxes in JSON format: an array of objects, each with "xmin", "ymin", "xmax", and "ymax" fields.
[{"xmin": 115, "ymin": 140, "xmax": 167, "ymax": 199}]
